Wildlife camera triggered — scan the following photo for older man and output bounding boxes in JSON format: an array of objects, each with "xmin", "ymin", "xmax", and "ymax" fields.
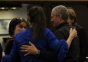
[{"xmin": 21, "ymin": 5, "xmax": 80, "ymax": 62}]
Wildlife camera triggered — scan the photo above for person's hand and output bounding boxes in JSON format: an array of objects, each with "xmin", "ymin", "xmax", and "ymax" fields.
[
  {"xmin": 2, "ymin": 52, "xmax": 5, "ymax": 57},
  {"xmin": 20, "ymin": 41, "xmax": 38, "ymax": 56},
  {"xmin": 69, "ymin": 28, "xmax": 77, "ymax": 39}
]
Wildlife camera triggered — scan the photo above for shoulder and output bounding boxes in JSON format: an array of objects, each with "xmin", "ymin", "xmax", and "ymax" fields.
[
  {"xmin": 45, "ymin": 28, "xmax": 51, "ymax": 32},
  {"xmin": 44, "ymin": 28, "xmax": 56, "ymax": 38},
  {"xmin": 76, "ymin": 24, "xmax": 83, "ymax": 30},
  {"xmin": 16, "ymin": 28, "xmax": 31, "ymax": 37},
  {"xmin": 76, "ymin": 24, "xmax": 85, "ymax": 32},
  {"xmin": 5, "ymin": 38, "xmax": 14, "ymax": 45},
  {"xmin": 55, "ymin": 25, "xmax": 72, "ymax": 33},
  {"xmin": 44, "ymin": 28, "xmax": 52, "ymax": 35}
]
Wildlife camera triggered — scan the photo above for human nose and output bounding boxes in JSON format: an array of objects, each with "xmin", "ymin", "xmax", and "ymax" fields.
[
  {"xmin": 51, "ymin": 19, "xmax": 53, "ymax": 22},
  {"xmin": 22, "ymin": 27, "xmax": 25, "ymax": 30}
]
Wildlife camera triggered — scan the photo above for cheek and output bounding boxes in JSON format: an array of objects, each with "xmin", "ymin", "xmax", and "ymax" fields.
[
  {"xmin": 54, "ymin": 18, "xmax": 58, "ymax": 23},
  {"xmin": 68, "ymin": 20, "xmax": 72, "ymax": 24},
  {"xmin": 17, "ymin": 28, "xmax": 22, "ymax": 32},
  {"xmin": 14, "ymin": 28, "xmax": 22, "ymax": 35},
  {"xmin": 51, "ymin": 18, "xmax": 55, "ymax": 22}
]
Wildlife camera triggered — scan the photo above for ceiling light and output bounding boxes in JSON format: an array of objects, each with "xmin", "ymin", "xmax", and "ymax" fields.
[
  {"xmin": 11, "ymin": 7, "xmax": 17, "ymax": 10},
  {"xmin": 0, "ymin": 7, "xmax": 5, "ymax": 9}
]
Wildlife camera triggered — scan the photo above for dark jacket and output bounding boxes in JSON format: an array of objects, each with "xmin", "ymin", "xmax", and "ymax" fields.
[
  {"xmin": 76, "ymin": 24, "xmax": 88, "ymax": 62},
  {"xmin": 55, "ymin": 22, "xmax": 80, "ymax": 62},
  {"xmin": 39, "ymin": 22, "xmax": 80, "ymax": 62},
  {"xmin": 4, "ymin": 38, "xmax": 21, "ymax": 62},
  {"xmin": 4, "ymin": 38, "xmax": 14, "ymax": 54},
  {"xmin": 0, "ymin": 43, "xmax": 2, "ymax": 62}
]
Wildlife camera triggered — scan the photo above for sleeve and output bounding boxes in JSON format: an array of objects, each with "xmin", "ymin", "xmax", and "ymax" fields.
[
  {"xmin": 2, "ymin": 38, "xmax": 19, "ymax": 62},
  {"xmin": 39, "ymin": 50, "xmax": 58, "ymax": 62},
  {"xmin": 44, "ymin": 28, "xmax": 68, "ymax": 62}
]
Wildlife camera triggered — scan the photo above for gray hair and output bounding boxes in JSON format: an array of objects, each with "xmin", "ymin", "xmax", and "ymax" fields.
[{"xmin": 52, "ymin": 5, "xmax": 68, "ymax": 22}]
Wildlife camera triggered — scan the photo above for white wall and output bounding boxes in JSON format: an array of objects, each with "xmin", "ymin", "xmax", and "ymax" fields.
[
  {"xmin": 0, "ymin": 4, "xmax": 28, "ymax": 19},
  {"xmin": 0, "ymin": 4, "xmax": 28, "ymax": 43}
]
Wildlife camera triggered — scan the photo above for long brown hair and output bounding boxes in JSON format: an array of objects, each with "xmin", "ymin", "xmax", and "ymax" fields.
[{"xmin": 28, "ymin": 6, "xmax": 46, "ymax": 40}]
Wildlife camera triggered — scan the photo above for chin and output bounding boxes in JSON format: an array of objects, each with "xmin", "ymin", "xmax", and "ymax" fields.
[{"xmin": 53, "ymin": 24, "xmax": 56, "ymax": 27}]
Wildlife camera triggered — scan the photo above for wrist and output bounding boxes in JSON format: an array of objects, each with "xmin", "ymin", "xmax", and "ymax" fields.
[
  {"xmin": 35, "ymin": 49, "xmax": 40, "ymax": 57},
  {"xmin": 69, "ymin": 35, "xmax": 73, "ymax": 40}
]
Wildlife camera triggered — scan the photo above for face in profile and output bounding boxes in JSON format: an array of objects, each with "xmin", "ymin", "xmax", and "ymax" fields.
[
  {"xmin": 14, "ymin": 22, "xmax": 27, "ymax": 36},
  {"xmin": 51, "ymin": 10, "xmax": 61, "ymax": 27},
  {"xmin": 67, "ymin": 18, "xmax": 74, "ymax": 25}
]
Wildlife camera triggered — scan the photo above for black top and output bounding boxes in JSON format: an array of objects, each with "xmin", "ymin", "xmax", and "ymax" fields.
[
  {"xmin": 4, "ymin": 38, "xmax": 14, "ymax": 54},
  {"xmin": 76, "ymin": 24, "xmax": 88, "ymax": 62},
  {"xmin": 4, "ymin": 38, "xmax": 21, "ymax": 62},
  {"xmin": 0, "ymin": 43, "xmax": 2, "ymax": 62}
]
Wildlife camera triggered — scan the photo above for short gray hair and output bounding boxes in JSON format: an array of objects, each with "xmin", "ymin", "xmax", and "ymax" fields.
[{"xmin": 52, "ymin": 5, "xmax": 68, "ymax": 22}]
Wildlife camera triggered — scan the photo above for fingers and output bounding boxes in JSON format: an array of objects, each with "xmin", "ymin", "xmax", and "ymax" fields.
[
  {"xmin": 21, "ymin": 50, "xmax": 29, "ymax": 56},
  {"xmin": 21, "ymin": 45, "xmax": 29, "ymax": 48},
  {"xmin": 73, "ymin": 29, "xmax": 76, "ymax": 32},
  {"xmin": 69, "ymin": 28, "xmax": 72, "ymax": 33},
  {"xmin": 29, "ymin": 41, "xmax": 34, "ymax": 46},
  {"xmin": 21, "ymin": 41, "xmax": 33, "ymax": 47},
  {"xmin": 2, "ymin": 52, "xmax": 5, "ymax": 57},
  {"xmin": 21, "ymin": 50, "xmax": 28, "ymax": 52},
  {"xmin": 73, "ymin": 29, "xmax": 77, "ymax": 35},
  {"xmin": 70, "ymin": 28, "xmax": 72, "ymax": 31},
  {"xmin": 70, "ymin": 28, "xmax": 77, "ymax": 33},
  {"xmin": 20, "ymin": 46, "xmax": 28, "ymax": 50},
  {"xmin": 24, "ymin": 53, "xmax": 29, "ymax": 56},
  {"xmin": 21, "ymin": 41, "xmax": 32, "ymax": 49}
]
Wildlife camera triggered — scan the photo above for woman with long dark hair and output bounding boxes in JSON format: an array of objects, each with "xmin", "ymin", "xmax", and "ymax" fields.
[{"xmin": 2, "ymin": 6, "xmax": 77, "ymax": 62}]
